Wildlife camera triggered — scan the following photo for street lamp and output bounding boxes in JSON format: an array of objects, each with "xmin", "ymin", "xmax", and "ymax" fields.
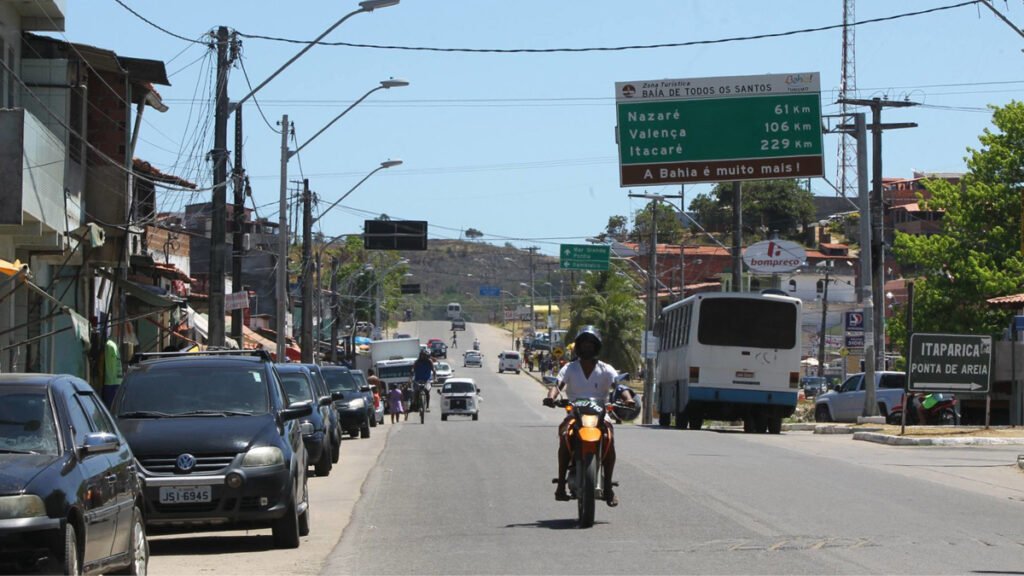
[
  {"xmin": 500, "ymin": 290, "xmax": 517, "ymax": 349},
  {"xmin": 300, "ymin": 159, "xmax": 402, "ymax": 362}
]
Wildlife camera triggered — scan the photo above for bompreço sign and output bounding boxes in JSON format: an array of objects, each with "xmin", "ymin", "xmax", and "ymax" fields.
[{"xmin": 743, "ymin": 240, "xmax": 806, "ymax": 274}]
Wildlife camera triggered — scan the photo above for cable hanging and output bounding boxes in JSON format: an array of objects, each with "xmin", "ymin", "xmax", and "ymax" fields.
[
  {"xmin": 236, "ymin": 1, "xmax": 983, "ymax": 53},
  {"xmin": 112, "ymin": 0, "xmax": 210, "ymax": 45}
]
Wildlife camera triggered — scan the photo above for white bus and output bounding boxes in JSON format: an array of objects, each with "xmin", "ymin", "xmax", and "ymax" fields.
[
  {"xmin": 446, "ymin": 302, "xmax": 462, "ymax": 320},
  {"xmin": 656, "ymin": 291, "xmax": 802, "ymax": 434}
]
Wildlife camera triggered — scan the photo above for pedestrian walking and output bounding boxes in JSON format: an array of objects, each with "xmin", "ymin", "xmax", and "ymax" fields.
[
  {"xmin": 514, "ymin": 337, "xmax": 521, "ymax": 352},
  {"xmin": 402, "ymin": 383, "xmax": 412, "ymax": 422},
  {"xmin": 387, "ymin": 384, "xmax": 404, "ymax": 424},
  {"xmin": 451, "ymin": 331, "xmax": 458, "ymax": 349},
  {"xmin": 527, "ymin": 353, "xmax": 534, "ymax": 372}
]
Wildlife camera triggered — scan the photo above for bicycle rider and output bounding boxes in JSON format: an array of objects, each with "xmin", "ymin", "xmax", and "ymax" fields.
[{"xmin": 410, "ymin": 349, "xmax": 437, "ymax": 412}]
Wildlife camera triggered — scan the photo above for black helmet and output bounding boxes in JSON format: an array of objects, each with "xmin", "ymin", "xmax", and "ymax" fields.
[{"xmin": 573, "ymin": 326, "xmax": 602, "ymax": 355}]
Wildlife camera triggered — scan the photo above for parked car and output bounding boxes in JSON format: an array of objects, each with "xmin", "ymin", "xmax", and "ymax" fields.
[
  {"xmin": 320, "ymin": 366, "xmax": 374, "ymax": 439},
  {"xmin": 113, "ymin": 349, "xmax": 312, "ymax": 549},
  {"xmin": 497, "ymin": 350, "xmax": 521, "ymax": 374},
  {"xmin": 0, "ymin": 374, "xmax": 148, "ymax": 575},
  {"xmin": 429, "ymin": 340, "xmax": 448, "ymax": 359},
  {"xmin": 433, "ymin": 361, "xmax": 453, "ymax": 384},
  {"xmin": 349, "ymin": 370, "xmax": 378, "ymax": 428},
  {"xmin": 278, "ymin": 364, "xmax": 336, "ymax": 477},
  {"xmin": 437, "ymin": 378, "xmax": 480, "ymax": 421},
  {"xmin": 814, "ymin": 371, "xmax": 907, "ymax": 423},
  {"xmin": 800, "ymin": 376, "xmax": 828, "ymax": 398},
  {"xmin": 463, "ymin": 350, "xmax": 483, "ymax": 368},
  {"xmin": 302, "ymin": 364, "xmax": 342, "ymax": 465}
]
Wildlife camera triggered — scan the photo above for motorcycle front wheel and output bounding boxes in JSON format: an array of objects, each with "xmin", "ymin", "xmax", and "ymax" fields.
[
  {"xmin": 577, "ymin": 453, "xmax": 596, "ymax": 528},
  {"xmin": 939, "ymin": 408, "xmax": 958, "ymax": 426}
]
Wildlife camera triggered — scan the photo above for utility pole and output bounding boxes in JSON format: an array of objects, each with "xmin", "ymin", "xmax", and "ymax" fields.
[
  {"xmin": 839, "ymin": 97, "xmax": 917, "ymax": 373},
  {"xmin": 301, "ymin": 179, "xmax": 313, "ymax": 362},
  {"xmin": 329, "ymin": 256, "xmax": 340, "ymax": 363},
  {"xmin": 629, "ymin": 193, "xmax": 683, "ymax": 425},
  {"xmin": 817, "ymin": 262, "xmax": 832, "ymax": 378},
  {"xmin": 208, "ymin": 26, "xmax": 233, "ymax": 347},
  {"xmin": 230, "ymin": 100, "xmax": 245, "ymax": 344},
  {"xmin": 526, "ymin": 246, "xmax": 538, "ymax": 331},
  {"xmin": 276, "ymin": 115, "xmax": 290, "ymax": 362},
  {"xmin": 731, "ymin": 181, "xmax": 742, "ymax": 290}
]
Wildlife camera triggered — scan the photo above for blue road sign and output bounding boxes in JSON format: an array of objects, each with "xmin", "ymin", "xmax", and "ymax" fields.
[{"xmin": 479, "ymin": 285, "xmax": 501, "ymax": 297}]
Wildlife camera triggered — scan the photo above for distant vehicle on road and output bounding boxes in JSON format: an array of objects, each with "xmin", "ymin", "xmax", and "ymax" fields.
[
  {"xmin": 451, "ymin": 319, "xmax": 467, "ymax": 331},
  {"xmin": 434, "ymin": 361, "xmax": 453, "ymax": 384},
  {"xmin": 814, "ymin": 371, "xmax": 907, "ymax": 423},
  {"xmin": 800, "ymin": 376, "xmax": 828, "ymax": 398},
  {"xmin": 429, "ymin": 340, "xmax": 448, "ymax": 359},
  {"xmin": 447, "ymin": 302, "xmax": 462, "ymax": 319},
  {"xmin": 497, "ymin": 350, "xmax": 521, "ymax": 374},
  {"xmin": 463, "ymin": 350, "xmax": 483, "ymax": 368},
  {"xmin": 438, "ymin": 378, "xmax": 480, "ymax": 421}
]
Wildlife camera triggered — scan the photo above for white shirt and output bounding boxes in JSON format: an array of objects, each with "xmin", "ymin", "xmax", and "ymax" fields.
[{"xmin": 557, "ymin": 360, "xmax": 618, "ymax": 401}]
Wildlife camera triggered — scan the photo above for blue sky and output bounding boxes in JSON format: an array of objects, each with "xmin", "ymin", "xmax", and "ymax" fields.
[{"xmin": 63, "ymin": 1, "xmax": 1023, "ymax": 255}]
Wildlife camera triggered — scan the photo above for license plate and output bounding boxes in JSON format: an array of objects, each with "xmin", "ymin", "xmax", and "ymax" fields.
[
  {"xmin": 736, "ymin": 371, "xmax": 754, "ymax": 379},
  {"xmin": 159, "ymin": 486, "xmax": 212, "ymax": 504}
]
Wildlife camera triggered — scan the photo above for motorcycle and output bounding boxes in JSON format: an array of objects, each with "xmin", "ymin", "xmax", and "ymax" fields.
[
  {"xmin": 546, "ymin": 397, "xmax": 618, "ymax": 528},
  {"xmin": 886, "ymin": 392, "xmax": 960, "ymax": 425}
]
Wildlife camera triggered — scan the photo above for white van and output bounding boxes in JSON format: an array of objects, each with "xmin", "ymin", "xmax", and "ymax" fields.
[
  {"xmin": 447, "ymin": 302, "xmax": 462, "ymax": 320},
  {"xmin": 497, "ymin": 350, "xmax": 521, "ymax": 374}
]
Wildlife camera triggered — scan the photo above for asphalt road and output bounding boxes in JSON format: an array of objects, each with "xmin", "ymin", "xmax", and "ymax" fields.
[
  {"xmin": 324, "ymin": 321, "xmax": 1024, "ymax": 575},
  {"xmin": 146, "ymin": 321, "xmax": 1024, "ymax": 575}
]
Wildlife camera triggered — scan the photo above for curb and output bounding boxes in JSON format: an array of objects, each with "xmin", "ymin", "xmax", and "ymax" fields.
[{"xmin": 852, "ymin": 431, "xmax": 1024, "ymax": 446}]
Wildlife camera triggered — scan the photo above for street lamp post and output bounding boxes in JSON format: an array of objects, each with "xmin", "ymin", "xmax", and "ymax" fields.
[
  {"xmin": 501, "ymin": 290, "xmax": 517, "ymax": 350},
  {"xmin": 300, "ymin": 159, "xmax": 403, "ymax": 362}
]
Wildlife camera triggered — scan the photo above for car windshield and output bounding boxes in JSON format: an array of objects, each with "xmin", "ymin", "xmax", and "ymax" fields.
[
  {"xmin": 279, "ymin": 373, "xmax": 314, "ymax": 404},
  {"xmin": 0, "ymin": 389, "xmax": 59, "ymax": 455},
  {"xmin": 119, "ymin": 367, "xmax": 270, "ymax": 416},
  {"xmin": 444, "ymin": 381, "xmax": 475, "ymax": 394},
  {"xmin": 321, "ymin": 369, "xmax": 358, "ymax": 393},
  {"xmin": 351, "ymin": 372, "xmax": 368, "ymax": 387},
  {"xmin": 436, "ymin": 363, "xmax": 450, "ymax": 372}
]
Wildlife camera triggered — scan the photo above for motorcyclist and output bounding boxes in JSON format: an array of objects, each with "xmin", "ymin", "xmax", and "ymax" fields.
[
  {"xmin": 543, "ymin": 326, "xmax": 621, "ymax": 507},
  {"xmin": 473, "ymin": 337, "xmax": 480, "ymax": 351},
  {"xmin": 409, "ymin": 350, "xmax": 436, "ymax": 412}
]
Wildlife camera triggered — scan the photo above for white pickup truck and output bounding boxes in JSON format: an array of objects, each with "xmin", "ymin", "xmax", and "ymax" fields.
[{"xmin": 814, "ymin": 371, "xmax": 906, "ymax": 422}]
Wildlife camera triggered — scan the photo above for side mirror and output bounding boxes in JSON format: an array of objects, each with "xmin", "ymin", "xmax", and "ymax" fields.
[
  {"xmin": 318, "ymin": 395, "xmax": 333, "ymax": 407},
  {"xmin": 332, "ymin": 391, "xmax": 345, "ymax": 401},
  {"xmin": 360, "ymin": 385, "xmax": 371, "ymax": 393},
  {"xmin": 281, "ymin": 401, "xmax": 314, "ymax": 422},
  {"xmin": 80, "ymin": 432, "xmax": 120, "ymax": 457}
]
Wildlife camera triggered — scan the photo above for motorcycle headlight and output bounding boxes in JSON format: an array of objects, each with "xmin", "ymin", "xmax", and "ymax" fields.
[
  {"xmin": 299, "ymin": 421, "xmax": 314, "ymax": 435},
  {"xmin": 242, "ymin": 446, "xmax": 284, "ymax": 468},
  {"xmin": 580, "ymin": 414, "xmax": 599, "ymax": 429},
  {"xmin": 0, "ymin": 495, "xmax": 46, "ymax": 520},
  {"xmin": 347, "ymin": 398, "xmax": 365, "ymax": 410}
]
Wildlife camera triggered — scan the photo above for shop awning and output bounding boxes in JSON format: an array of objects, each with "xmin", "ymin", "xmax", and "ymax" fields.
[{"xmin": 97, "ymin": 269, "xmax": 181, "ymax": 309}]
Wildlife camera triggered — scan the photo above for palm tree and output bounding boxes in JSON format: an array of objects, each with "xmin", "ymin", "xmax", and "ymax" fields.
[{"xmin": 567, "ymin": 268, "xmax": 645, "ymax": 375}]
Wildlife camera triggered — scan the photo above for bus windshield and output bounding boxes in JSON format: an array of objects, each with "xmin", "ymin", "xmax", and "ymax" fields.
[{"xmin": 698, "ymin": 298, "xmax": 797, "ymax": 349}]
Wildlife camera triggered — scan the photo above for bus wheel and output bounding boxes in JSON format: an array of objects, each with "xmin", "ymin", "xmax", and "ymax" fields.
[
  {"xmin": 743, "ymin": 417, "xmax": 756, "ymax": 433},
  {"xmin": 687, "ymin": 412, "xmax": 703, "ymax": 430},
  {"xmin": 658, "ymin": 412, "xmax": 671, "ymax": 426},
  {"xmin": 673, "ymin": 412, "xmax": 687, "ymax": 429},
  {"xmin": 767, "ymin": 417, "xmax": 783, "ymax": 434}
]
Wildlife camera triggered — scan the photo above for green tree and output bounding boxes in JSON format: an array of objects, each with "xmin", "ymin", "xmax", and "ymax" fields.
[
  {"xmin": 691, "ymin": 179, "xmax": 814, "ymax": 241},
  {"xmin": 890, "ymin": 102, "xmax": 1024, "ymax": 351},
  {"xmin": 465, "ymin": 228, "xmax": 484, "ymax": 240},
  {"xmin": 633, "ymin": 202, "xmax": 685, "ymax": 245},
  {"xmin": 602, "ymin": 215, "xmax": 629, "ymax": 242},
  {"xmin": 567, "ymin": 264, "xmax": 645, "ymax": 375}
]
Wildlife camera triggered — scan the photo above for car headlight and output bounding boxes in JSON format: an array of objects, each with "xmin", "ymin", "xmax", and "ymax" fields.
[
  {"xmin": 580, "ymin": 414, "xmax": 600, "ymax": 429},
  {"xmin": 0, "ymin": 495, "xmax": 46, "ymax": 520},
  {"xmin": 299, "ymin": 421, "xmax": 314, "ymax": 435},
  {"xmin": 242, "ymin": 446, "xmax": 284, "ymax": 468},
  {"xmin": 347, "ymin": 398, "xmax": 365, "ymax": 410}
]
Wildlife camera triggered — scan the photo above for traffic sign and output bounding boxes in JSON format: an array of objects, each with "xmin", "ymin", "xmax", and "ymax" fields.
[
  {"xmin": 844, "ymin": 334, "xmax": 864, "ymax": 350},
  {"xmin": 560, "ymin": 244, "xmax": 610, "ymax": 271},
  {"xmin": 908, "ymin": 333, "xmax": 992, "ymax": 393},
  {"xmin": 845, "ymin": 311, "xmax": 864, "ymax": 332},
  {"xmin": 400, "ymin": 283, "xmax": 421, "ymax": 295},
  {"xmin": 552, "ymin": 346, "xmax": 564, "ymax": 359},
  {"xmin": 615, "ymin": 72, "xmax": 823, "ymax": 186},
  {"xmin": 479, "ymin": 285, "xmax": 500, "ymax": 297}
]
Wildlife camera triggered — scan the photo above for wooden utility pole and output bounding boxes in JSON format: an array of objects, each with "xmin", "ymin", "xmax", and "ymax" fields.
[
  {"xmin": 731, "ymin": 181, "xmax": 742, "ymax": 290},
  {"xmin": 230, "ymin": 99, "xmax": 245, "ymax": 343},
  {"xmin": 301, "ymin": 179, "xmax": 313, "ymax": 362}
]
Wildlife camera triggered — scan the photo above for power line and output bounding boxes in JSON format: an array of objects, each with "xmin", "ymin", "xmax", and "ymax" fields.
[
  {"xmin": 235, "ymin": 1, "xmax": 982, "ymax": 53},
  {"xmin": 238, "ymin": 52, "xmax": 281, "ymax": 134},
  {"xmin": 111, "ymin": 0, "xmax": 209, "ymax": 45}
]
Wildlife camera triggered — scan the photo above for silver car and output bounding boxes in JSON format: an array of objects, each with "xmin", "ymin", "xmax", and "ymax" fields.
[
  {"xmin": 463, "ymin": 351, "xmax": 483, "ymax": 368},
  {"xmin": 434, "ymin": 361, "xmax": 453, "ymax": 385}
]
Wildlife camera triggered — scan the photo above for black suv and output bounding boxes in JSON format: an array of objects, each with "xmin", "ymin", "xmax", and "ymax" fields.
[
  {"xmin": 319, "ymin": 366, "xmax": 374, "ymax": 439},
  {"xmin": 113, "ymin": 350, "xmax": 312, "ymax": 549}
]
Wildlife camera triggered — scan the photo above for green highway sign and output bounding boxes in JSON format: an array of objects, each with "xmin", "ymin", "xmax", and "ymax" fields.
[
  {"xmin": 615, "ymin": 73, "xmax": 823, "ymax": 186},
  {"xmin": 560, "ymin": 244, "xmax": 610, "ymax": 271},
  {"xmin": 908, "ymin": 333, "xmax": 992, "ymax": 393}
]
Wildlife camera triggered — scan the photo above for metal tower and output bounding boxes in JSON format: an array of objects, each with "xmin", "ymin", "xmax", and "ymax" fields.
[{"xmin": 837, "ymin": 0, "xmax": 858, "ymax": 198}]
